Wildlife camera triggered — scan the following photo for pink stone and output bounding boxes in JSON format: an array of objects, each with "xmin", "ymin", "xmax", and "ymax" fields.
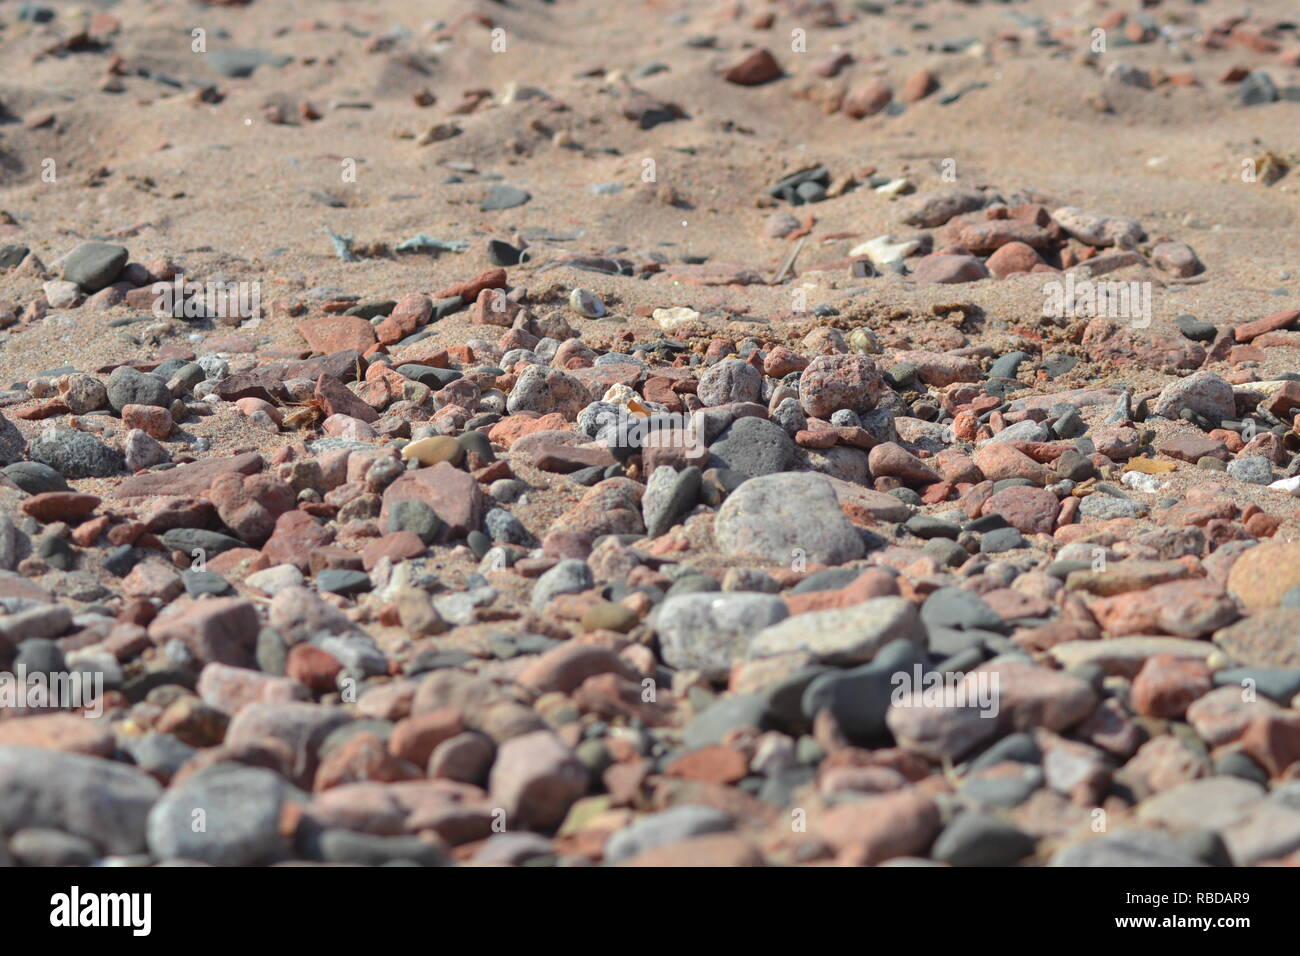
[{"xmin": 121, "ymin": 403, "xmax": 173, "ymax": 439}]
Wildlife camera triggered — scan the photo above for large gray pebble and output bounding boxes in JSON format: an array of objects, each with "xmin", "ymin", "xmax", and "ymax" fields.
[
  {"xmin": 714, "ymin": 472, "xmax": 864, "ymax": 565},
  {"xmin": 28, "ymin": 428, "xmax": 124, "ymax": 478},
  {"xmin": 0, "ymin": 747, "xmax": 161, "ymax": 855},
  {"xmin": 146, "ymin": 764, "xmax": 288, "ymax": 865}
]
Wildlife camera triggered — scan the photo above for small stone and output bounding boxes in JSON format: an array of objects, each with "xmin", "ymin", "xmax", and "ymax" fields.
[
  {"xmin": 62, "ymin": 241, "xmax": 128, "ymax": 292},
  {"xmin": 28, "ymin": 428, "xmax": 124, "ymax": 478},
  {"xmin": 0, "ymin": 747, "xmax": 160, "ymax": 855},
  {"xmin": 531, "ymin": 559, "xmax": 593, "ymax": 610},
  {"xmin": 723, "ymin": 48, "xmax": 782, "ymax": 85},
  {"xmin": 1151, "ymin": 370, "xmax": 1235, "ymax": 423},
  {"xmin": 1151, "ymin": 242, "xmax": 1203, "ymax": 278},
  {"xmin": 714, "ymin": 472, "xmax": 865, "ymax": 565},
  {"xmin": 401, "ymin": 435, "xmax": 463, "ymax": 467},
  {"xmin": 709, "ymin": 417, "xmax": 794, "ymax": 479},
  {"xmin": 697, "ymin": 358, "xmax": 761, "ymax": 406},
  {"xmin": 1227, "ymin": 456, "xmax": 1273, "ymax": 485},
  {"xmin": 1174, "ymin": 314, "xmax": 1217, "ymax": 343},
  {"xmin": 481, "ymin": 185, "xmax": 531, "ymax": 211},
  {"xmin": 123, "ymin": 429, "xmax": 169, "ymax": 472},
  {"xmin": 317, "ymin": 569, "xmax": 372, "ymax": 596},
  {"xmin": 911, "ymin": 254, "xmax": 989, "ymax": 284},
  {"xmin": 1226, "ymin": 542, "xmax": 1300, "ymax": 610},
  {"xmin": 1078, "ymin": 493, "xmax": 1147, "ymax": 520},
  {"xmin": 603, "ymin": 806, "xmax": 735, "ymax": 863},
  {"xmin": 21, "ymin": 492, "xmax": 100, "ymax": 523},
  {"xmin": 121, "ymin": 403, "xmax": 173, "ymax": 439},
  {"xmin": 488, "ymin": 730, "xmax": 588, "ymax": 830},
  {"xmin": 642, "ymin": 464, "xmax": 700, "ymax": 537},
  {"xmin": 750, "ymin": 597, "xmax": 925, "ymax": 667},
  {"xmin": 106, "ymin": 366, "xmax": 172, "ymax": 413},
  {"xmin": 798, "ymin": 354, "xmax": 884, "ymax": 418},
  {"xmin": 146, "ymin": 765, "xmax": 287, "ymax": 865},
  {"xmin": 656, "ymin": 592, "xmax": 789, "ymax": 677},
  {"xmin": 931, "ymin": 814, "xmax": 1036, "ymax": 867},
  {"xmin": 569, "ymin": 288, "xmax": 605, "ymax": 318}
]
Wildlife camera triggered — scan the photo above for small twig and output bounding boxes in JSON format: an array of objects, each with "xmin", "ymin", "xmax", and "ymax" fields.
[{"xmin": 770, "ymin": 236, "xmax": 805, "ymax": 285}]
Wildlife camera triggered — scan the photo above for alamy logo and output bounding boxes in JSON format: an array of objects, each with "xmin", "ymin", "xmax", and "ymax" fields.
[
  {"xmin": 152, "ymin": 274, "xmax": 261, "ymax": 321},
  {"xmin": 50, "ymin": 887, "xmax": 151, "ymax": 936},
  {"xmin": 597, "ymin": 406, "xmax": 705, "ymax": 455},
  {"xmin": 1042, "ymin": 272, "xmax": 1151, "ymax": 328},
  {"xmin": 0, "ymin": 665, "xmax": 103, "ymax": 718},
  {"xmin": 890, "ymin": 665, "xmax": 1000, "ymax": 718}
]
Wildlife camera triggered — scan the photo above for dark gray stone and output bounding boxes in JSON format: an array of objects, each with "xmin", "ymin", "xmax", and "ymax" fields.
[
  {"xmin": 2, "ymin": 461, "xmax": 70, "ymax": 495},
  {"xmin": 932, "ymin": 813, "xmax": 1036, "ymax": 866},
  {"xmin": 107, "ymin": 366, "xmax": 172, "ymax": 412},
  {"xmin": 28, "ymin": 429, "xmax": 124, "ymax": 478},
  {"xmin": 62, "ymin": 241, "xmax": 128, "ymax": 292}
]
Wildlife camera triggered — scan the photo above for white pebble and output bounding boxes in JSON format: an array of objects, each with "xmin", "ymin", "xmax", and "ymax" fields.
[
  {"xmin": 1120, "ymin": 470, "xmax": 1162, "ymax": 494},
  {"xmin": 1268, "ymin": 475, "xmax": 1300, "ymax": 497}
]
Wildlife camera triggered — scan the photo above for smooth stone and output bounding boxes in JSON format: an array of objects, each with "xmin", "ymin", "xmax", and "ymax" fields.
[
  {"xmin": 656, "ymin": 593, "xmax": 789, "ymax": 679},
  {"xmin": 748, "ymin": 597, "xmax": 926, "ymax": 666},
  {"xmin": 931, "ymin": 813, "xmax": 1036, "ymax": 866}
]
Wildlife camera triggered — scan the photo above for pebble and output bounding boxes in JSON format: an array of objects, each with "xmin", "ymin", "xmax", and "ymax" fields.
[
  {"xmin": 642, "ymin": 464, "xmax": 700, "ymax": 537},
  {"xmin": 911, "ymin": 254, "xmax": 989, "ymax": 284},
  {"xmin": 1228, "ymin": 542, "xmax": 1300, "ymax": 609},
  {"xmin": 931, "ymin": 814, "xmax": 1037, "ymax": 867},
  {"xmin": 697, "ymin": 358, "xmax": 761, "ymax": 406},
  {"xmin": 714, "ymin": 472, "xmax": 865, "ymax": 564},
  {"xmin": 3, "ymin": 461, "xmax": 70, "ymax": 494},
  {"xmin": 106, "ymin": 366, "xmax": 172, "ymax": 413},
  {"xmin": 748, "ymin": 596, "xmax": 924, "ymax": 666},
  {"xmin": 795, "ymin": 640, "xmax": 918, "ymax": 738},
  {"xmin": 1078, "ymin": 494, "xmax": 1147, "ymax": 519},
  {"xmin": 708, "ymin": 416, "xmax": 794, "ymax": 478},
  {"xmin": 603, "ymin": 806, "xmax": 735, "ymax": 863},
  {"xmin": 980, "ymin": 527, "xmax": 1027, "ymax": 553},
  {"xmin": 147, "ymin": 765, "xmax": 287, "ymax": 865},
  {"xmin": 798, "ymin": 354, "xmax": 884, "ymax": 418},
  {"xmin": 488, "ymin": 730, "xmax": 587, "ymax": 830},
  {"xmin": 656, "ymin": 592, "xmax": 788, "ymax": 677},
  {"xmin": 569, "ymin": 288, "xmax": 605, "ymax": 318},
  {"xmin": 481, "ymin": 185, "xmax": 531, "ymax": 211},
  {"xmin": 0, "ymin": 747, "xmax": 160, "ymax": 855},
  {"xmin": 1151, "ymin": 370, "xmax": 1235, "ymax": 423},
  {"xmin": 531, "ymin": 559, "xmax": 594, "ymax": 610},
  {"xmin": 1227, "ymin": 456, "xmax": 1273, "ymax": 485},
  {"xmin": 28, "ymin": 428, "xmax": 124, "ymax": 478},
  {"xmin": 61, "ymin": 242, "xmax": 128, "ymax": 292}
]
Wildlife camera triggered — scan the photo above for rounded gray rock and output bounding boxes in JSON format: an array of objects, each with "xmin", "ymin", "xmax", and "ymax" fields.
[
  {"xmin": 531, "ymin": 559, "xmax": 594, "ymax": 609},
  {"xmin": 62, "ymin": 241, "xmax": 128, "ymax": 291},
  {"xmin": 0, "ymin": 747, "xmax": 161, "ymax": 856},
  {"xmin": 697, "ymin": 358, "xmax": 761, "ymax": 407},
  {"xmin": 28, "ymin": 428, "xmax": 125, "ymax": 478},
  {"xmin": 714, "ymin": 471, "xmax": 865, "ymax": 565},
  {"xmin": 656, "ymin": 591, "xmax": 789, "ymax": 677},
  {"xmin": 931, "ymin": 813, "xmax": 1037, "ymax": 866},
  {"xmin": 107, "ymin": 366, "xmax": 172, "ymax": 413},
  {"xmin": 146, "ymin": 764, "xmax": 287, "ymax": 865},
  {"xmin": 1151, "ymin": 370, "xmax": 1235, "ymax": 423},
  {"xmin": 505, "ymin": 365, "xmax": 589, "ymax": 418},
  {"xmin": 708, "ymin": 416, "xmax": 795, "ymax": 479},
  {"xmin": 604, "ymin": 806, "xmax": 736, "ymax": 863},
  {"xmin": 1078, "ymin": 494, "xmax": 1147, "ymax": 519},
  {"xmin": 1227, "ymin": 455, "xmax": 1273, "ymax": 485}
]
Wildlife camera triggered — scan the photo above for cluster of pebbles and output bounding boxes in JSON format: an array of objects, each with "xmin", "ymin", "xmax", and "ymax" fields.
[{"xmin": 0, "ymin": 223, "xmax": 1298, "ymax": 868}]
